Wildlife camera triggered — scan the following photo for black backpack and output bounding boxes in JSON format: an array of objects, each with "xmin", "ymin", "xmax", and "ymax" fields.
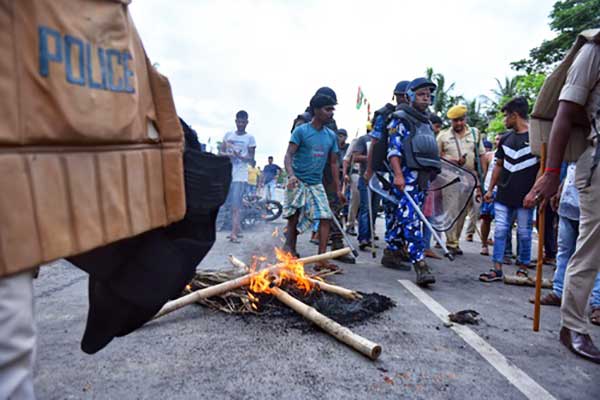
[{"xmin": 370, "ymin": 103, "xmax": 396, "ymax": 172}]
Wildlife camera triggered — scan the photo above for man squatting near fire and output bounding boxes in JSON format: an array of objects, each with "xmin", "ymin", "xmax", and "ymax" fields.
[{"xmin": 283, "ymin": 92, "xmax": 345, "ymax": 271}]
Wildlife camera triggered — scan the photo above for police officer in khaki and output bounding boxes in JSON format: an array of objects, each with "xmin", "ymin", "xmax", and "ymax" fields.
[
  {"xmin": 437, "ymin": 105, "xmax": 485, "ymax": 255},
  {"xmin": 525, "ymin": 34, "xmax": 600, "ymax": 364}
]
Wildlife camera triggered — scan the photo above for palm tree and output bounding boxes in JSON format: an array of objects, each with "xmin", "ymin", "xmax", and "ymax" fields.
[
  {"xmin": 492, "ymin": 77, "xmax": 518, "ymax": 100},
  {"xmin": 425, "ymin": 67, "xmax": 456, "ymax": 116}
]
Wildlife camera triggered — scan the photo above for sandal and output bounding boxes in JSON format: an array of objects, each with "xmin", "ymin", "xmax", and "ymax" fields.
[
  {"xmin": 480, "ymin": 246, "xmax": 489, "ymax": 256},
  {"xmin": 528, "ymin": 292, "xmax": 561, "ymax": 306},
  {"xmin": 313, "ymin": 261, "xmax": 343, "ymax": 274},
  {"xmin": 516, "ymin": 268, "xmax": 529, "ymax": 278},
  {"xmin": 479, "ymin": 269, "xmax": 503, "ymax": 282},
  {"xmin": 229, "ymin": 237, "xmax": 241, "ymax": 244},
  {"xmin": 591, "ymin": 308, "xmax": 600, "ymax": 326}
]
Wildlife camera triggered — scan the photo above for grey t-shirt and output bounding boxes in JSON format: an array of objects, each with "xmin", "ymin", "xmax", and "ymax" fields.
[
  {"xmin": 352, "ymin": 134, "xmax": 372, "ymax": 176},
  {"xmin": 223, "ymin": 131, "xmax": 256, "ymax": 182}
]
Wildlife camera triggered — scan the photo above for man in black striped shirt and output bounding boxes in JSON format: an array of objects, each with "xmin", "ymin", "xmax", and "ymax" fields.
[{"xmin": 480, "ymin": 97, "xmax": 539, "ymax": 282}]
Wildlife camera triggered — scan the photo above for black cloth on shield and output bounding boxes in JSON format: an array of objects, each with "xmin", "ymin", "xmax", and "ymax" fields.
[{"xmin": 68, "ymin": 127, "xmax": 232, "ymax": 354}]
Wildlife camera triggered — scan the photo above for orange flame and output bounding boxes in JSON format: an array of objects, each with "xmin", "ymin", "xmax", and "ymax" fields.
[
  {"xmin": 248, "ymin": 248, "xmax": 313, "ymax": 297},
  {"xmin": 274, "ymin": 248, "xmax": 312, "ymax": 293}
]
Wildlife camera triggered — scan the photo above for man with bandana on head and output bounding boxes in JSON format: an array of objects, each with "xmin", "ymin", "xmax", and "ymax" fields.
[
  {"xmin": 293, "ymin": 87, "xmax": 355, "ymax": 264},
  {"xmin": 283, "ymin": 91, "xmax": 345, "ymax": 271},
  {"xmin": 385, "ymin": 78, "xmax": 441, "ymax": 286}
]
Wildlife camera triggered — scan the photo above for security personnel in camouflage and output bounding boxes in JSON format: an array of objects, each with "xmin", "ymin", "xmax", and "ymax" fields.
[
  {"xmin": 386, "ymin": 78, "xmax": 439, "ymax": 286},
  {"xmin": 366, "ymin": 80, "xmax": 411, "ymax": 268}
]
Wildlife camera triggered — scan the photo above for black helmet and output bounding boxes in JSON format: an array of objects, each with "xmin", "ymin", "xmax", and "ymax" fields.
[
  {"xmin": 393, "ymin": 80, "xmax": 410, "ymax": 95},
  {"xmin": 407, "ymin": 77, "xmax": 436, "ymax": 103}
]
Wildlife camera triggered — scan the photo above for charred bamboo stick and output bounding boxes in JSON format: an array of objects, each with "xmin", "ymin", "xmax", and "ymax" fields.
[
  {"xmin": 270, "ymin": 287, "xmax": 381, "ymax": 360},
  {"xmin": 153, "ymin": 248, "xmax": 352, "ymax": 320},
  {"xmin": 310, "ymin": 280, "xmax": 363, "ymax": 300},
  {"xmin": 503, "ymin": 275, "xmax": 552, "ymax": 289},
  {"xmin": 228, "ymin": 255, "xmax": 363, "ymax": 300}
]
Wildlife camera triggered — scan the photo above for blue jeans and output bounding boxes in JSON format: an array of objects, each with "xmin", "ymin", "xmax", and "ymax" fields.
[
  {"xmin": 553, "ymin": 217, "xmax": 600, "ymax": 308},
  {"xmin": 492, "ymin": 202, "xmax": 533, "ymax": 265},
  {"xmin": 265, "ymin": 180, "xmax": 276, "ymax": 200},
  {"xmin": 357, "ymin": 177, "xmax": 377, "ymax": 242}
]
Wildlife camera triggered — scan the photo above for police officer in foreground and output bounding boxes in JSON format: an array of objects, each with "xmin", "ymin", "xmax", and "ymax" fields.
[
  {"xmin": 524, "ymin": 33, "xmax": 600, "ymax": 364},
  {"xmin": 385, "ymin": 78, "xmax": 440, "ymax": 286}
]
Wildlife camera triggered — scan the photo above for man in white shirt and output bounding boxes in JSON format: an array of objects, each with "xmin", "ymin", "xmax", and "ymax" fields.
[{"xmin": 220, "ymin": 110, "xmax": 256, "ymax": 242}]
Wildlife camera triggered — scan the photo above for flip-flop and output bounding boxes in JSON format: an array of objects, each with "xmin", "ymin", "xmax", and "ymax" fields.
[
  {"xmin": 229, "ymin": 237, "xmax": 241, "ymax": 243},
  {"xmin": 480, "ymin": 247, "xmax": 489, "ymax": 256},
  {"xmin": 479, "ymin": 269, "xmax": 503, "ymax": 282}
]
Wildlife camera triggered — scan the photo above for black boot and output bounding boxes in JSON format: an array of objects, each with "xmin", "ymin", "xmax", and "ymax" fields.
[
  {"xmin": 414, "ymin": 260, "xmax": 435, "ymax": 286},
  {"xmin": 381, "ymin": 248, "xmax": 411, "ymax": 271},
  {"xmin": 332, "ymin": 240, "xmax": 356, "ymax": 264}
]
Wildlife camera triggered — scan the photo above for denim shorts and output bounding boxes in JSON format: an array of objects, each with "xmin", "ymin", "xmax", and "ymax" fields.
[{"xmin": 227, "ymin": 182, "xmax": 246, "ymax": 209}]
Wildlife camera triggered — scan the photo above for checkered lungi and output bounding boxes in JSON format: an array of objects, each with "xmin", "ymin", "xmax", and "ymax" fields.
[{"xmin": 283, "ymin": 180, "xmax": 332, "ymax": 233}]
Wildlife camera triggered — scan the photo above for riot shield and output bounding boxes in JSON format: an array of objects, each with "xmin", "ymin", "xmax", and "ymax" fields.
[
  {"xmin": 425, "ymin": 159, "xmax": 477, "ymax": 232},
  {"xmin": 369, "ymin": 158, "xmax": 476, "ymax": 232}
]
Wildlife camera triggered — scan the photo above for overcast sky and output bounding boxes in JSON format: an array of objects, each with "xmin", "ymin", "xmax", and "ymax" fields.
[{"xmin": 130, "ymin": 0, "xmax": 555, "ymax": 167}]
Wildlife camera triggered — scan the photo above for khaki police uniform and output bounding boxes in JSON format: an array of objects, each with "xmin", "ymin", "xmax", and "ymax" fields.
[
  {"xmin": 437, "ymin": 126, "xmax": 485, "ymax": 249},
  {"xmin": 560, "ymin": 42, "xmax": 600, "ymax": 334}
]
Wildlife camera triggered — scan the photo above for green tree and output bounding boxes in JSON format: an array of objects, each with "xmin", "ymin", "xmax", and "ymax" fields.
[
  {"xmin": 512, "ymin": 0, "xmax": 600, "ymax": 72},
  {"xmin": 492, "ymin": 77, "xmax": 519, "ymax": 100},
  {"xmin": 486, "ymin": 72, "xmax": 546, "ymax": 134},
  {"xmin": 465, "ymin": 97, "xmax": 493, "ymax": 133},
  {"xmin": 425, "ymin": 67, "xmax": 457, "ymax": 117},
  {"xmin": 515, "ymin": 73, "xmax": 546, "ymax": 104}
]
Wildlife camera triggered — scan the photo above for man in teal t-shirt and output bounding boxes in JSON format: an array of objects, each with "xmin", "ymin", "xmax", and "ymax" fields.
[
  {"xmin": 283, "ymin": 92, "xmax": 344, "ymax": 271},
  {"xmin": 290, "ymin": 123, "xmax": 338, "ymax": 184}
]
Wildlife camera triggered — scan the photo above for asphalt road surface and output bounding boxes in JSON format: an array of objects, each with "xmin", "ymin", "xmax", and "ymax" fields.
[{"xmin": 33, "ymin": 217, "xmax": 599, "ymax": 399}]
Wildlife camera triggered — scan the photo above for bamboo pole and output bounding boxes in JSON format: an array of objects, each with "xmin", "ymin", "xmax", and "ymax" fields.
[
  {"xmin": 228, "ymin": 255, "xmax": 363, "ymax": 300},
  {"xmin": 503, "ymin": 275, "xmax": 552, "ymax": 289},
  {"xmin": 153, "ymin": 248, "xmax": 352, "ymax": 320},
  {"xmin": 533, "ymin": 143, "xmax": 547, "ymax": 332},
  {"xmin": 311, "ymin": 280, "xmax": 363, "ymax": 301},
  {"xmin": 270, "ymin": 287, "xmax": 381, "ymax": 360}
]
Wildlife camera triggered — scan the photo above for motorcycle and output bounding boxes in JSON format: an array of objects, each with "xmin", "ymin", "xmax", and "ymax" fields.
[{"xmin": 217, "ymin": 193, "xmax": 283, "ymax": 231}]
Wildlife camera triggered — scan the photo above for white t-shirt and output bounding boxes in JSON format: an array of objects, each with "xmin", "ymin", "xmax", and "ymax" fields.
[{"xmin": 223, "ymin": 131, "xmax": 256, "ymax": 182}]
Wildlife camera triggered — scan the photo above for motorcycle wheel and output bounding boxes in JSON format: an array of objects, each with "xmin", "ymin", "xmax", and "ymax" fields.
[{"xmin": 261, "ymin": 200, "xmax": 283, "ymax": 221}]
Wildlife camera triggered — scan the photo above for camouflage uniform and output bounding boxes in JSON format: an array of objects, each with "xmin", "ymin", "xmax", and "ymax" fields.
[{"xmin": 385, "ymin": 119, "xmax": 426, "ymax": 264}]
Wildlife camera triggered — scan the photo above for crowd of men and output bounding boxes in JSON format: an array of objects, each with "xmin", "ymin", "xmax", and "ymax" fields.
[
  {"xmin": 277, "ymin": 35, "xmax": 600, "ymax": 365},
  {"xmin": 1, "ymin": 11, "xmax": 598, "ymax": 398}
]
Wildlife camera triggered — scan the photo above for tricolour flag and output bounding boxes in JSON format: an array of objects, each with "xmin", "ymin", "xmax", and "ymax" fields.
[{"xmin": 356, "ymin": 86, "xmax": 364, "ymax": 110}]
